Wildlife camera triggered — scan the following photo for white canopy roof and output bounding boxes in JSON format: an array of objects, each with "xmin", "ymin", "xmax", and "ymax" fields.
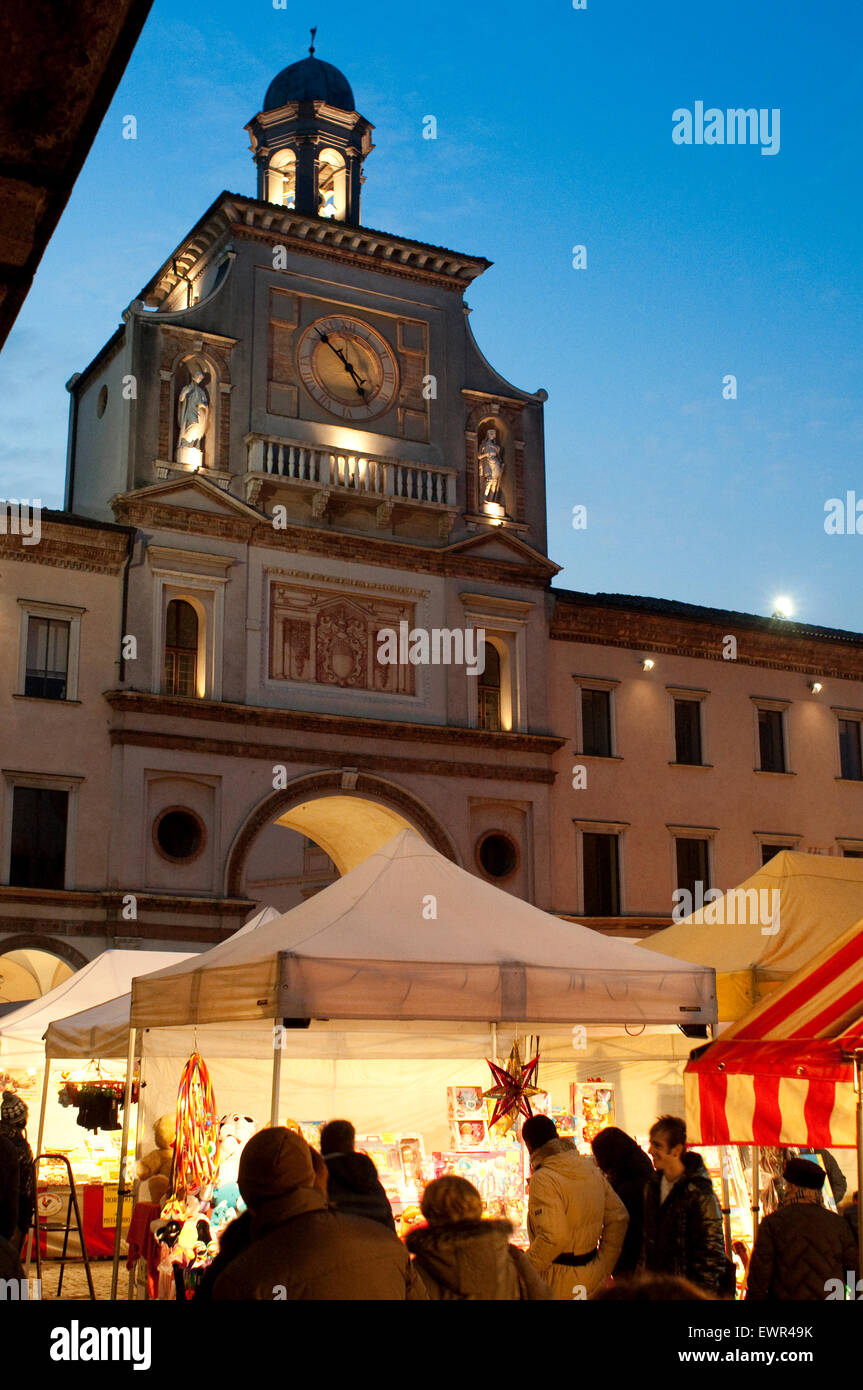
[
  {"xmin": 0, "ymin": 949, "xmax": 191, "ymax": 1067},
  {"xmin": 42, "ymin": 907, "xmax": 281, "ymax": 1059},
  {"xmin": 130, "ymin": 831, "xmax": 716, "ymax": 1028}
]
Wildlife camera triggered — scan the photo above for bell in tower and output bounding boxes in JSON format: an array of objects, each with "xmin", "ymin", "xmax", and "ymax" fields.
[{"xmin": 245, "ymin": 30, "xmax": 374, "ymax": 225}]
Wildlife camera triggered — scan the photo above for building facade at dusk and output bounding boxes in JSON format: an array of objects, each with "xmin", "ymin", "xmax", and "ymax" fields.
[{"xmin": 2, "ymin": 49, "xmax": 862, "ymax": 993}]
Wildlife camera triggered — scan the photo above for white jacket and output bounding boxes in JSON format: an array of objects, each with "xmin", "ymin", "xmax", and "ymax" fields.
[{"xmin": 527, "ymin": 1139, "xmax": 629, "ymax": 1299}]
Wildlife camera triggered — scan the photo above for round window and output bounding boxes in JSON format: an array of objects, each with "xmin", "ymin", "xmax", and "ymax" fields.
[
  {"xmin": 154, "ymin": 808, "xmax": 205, "ymax": 862},
  {"xmin": 476, "ymin": 831, "xmax": 518, "ymax": 880},
  {"xmin": 96, "ymin": 385, "xmax": 108, "ymax": 418}
]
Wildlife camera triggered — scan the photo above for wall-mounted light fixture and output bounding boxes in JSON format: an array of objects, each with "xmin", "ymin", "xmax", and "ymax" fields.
[
  {"xmin": 641, "ymin": 658, "xmax": 656, "ymax": 671},
  {"xmin": 809, "ymin": 681, "xmax": 823, "ymax": 694}
]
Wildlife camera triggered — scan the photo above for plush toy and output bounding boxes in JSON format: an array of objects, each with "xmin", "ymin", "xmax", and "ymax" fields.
[
  {"xmin": 136, "ymin": 1114, "xmax": 177, "ymax": 1205},
  {"xmin": 210, "ymin": 1113, "xmax": 256, "ymax": 1230}
]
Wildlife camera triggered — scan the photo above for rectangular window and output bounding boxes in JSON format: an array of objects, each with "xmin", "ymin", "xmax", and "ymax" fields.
[
  {"xmin": 676, "ymin": 837, "xmax": 709, "ymax": 901},
  {"xmin": 581, "ymin": 688, "xmax": 612, "ymax": 757},
  {"xmin": 761, "ymin": 844, "xmax": 785, "ymax": 866},
  {"xmin": 674, "ymin": 700, "xmax": 703, "ymax": 765},
  {"xmin": 758, "ymin": 708, "xmax": 786, "ymax": 773},
  {"xmin": 842, "ymin": 849, "xmax": 863, "ymax": 859},
  {"xmin": 839, "ymin": 719, "xmax": 863, "ymax": 781},
  {"xmin": 9, "ymin": 786, "xmax": 68, "ymax": 889},
  {"xmin": 582, "ymin": 832, "xmax": 620, "ymax": 916},
  {"xmin": 24, "ymin": 616, "xmax": 70, "ymax": 700}
]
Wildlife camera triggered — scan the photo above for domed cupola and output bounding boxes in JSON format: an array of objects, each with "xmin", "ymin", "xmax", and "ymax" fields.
[{"xmin": 245, "ymin": 30, "xmax": 373, "ymax": 225}]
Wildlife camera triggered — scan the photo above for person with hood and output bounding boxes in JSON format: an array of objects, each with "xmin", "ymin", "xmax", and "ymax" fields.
[
  {"xmin": 211, "ymin": 1127, "xmax": 427, "ymax": 1300},
  {"xmin": 746, "ymin": 1157, "xmax": 859, "ymax": 1301},
  {"xmin": 522, "ymin": 1114, "xmax": 628, "ymax": 1300},
  {"xmin": 319, "ymin": 1119, "xmax": 396, "ymax": 1231},
  {"xmin": 407, "ymin": 1175, "xmax": 552, "ymax": 1300},
  {"xmin": 591, "ymin": 1126, "xmax": 653, "ymax": 1276},
  {"xmin": 0, "ymin": 1091, "xmax": 35, "ymax": 1252},
  {"xmin": 642, "ymin": 1114, "xmax": 727, "ymax": 1296}
]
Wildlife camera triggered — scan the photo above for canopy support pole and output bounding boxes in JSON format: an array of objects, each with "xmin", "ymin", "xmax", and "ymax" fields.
[
  {"xmin": 110, "ymin": 1025, "xmax": 136, "ymax": 1301},
  {"xmin": 708, "ymin": 1023, "xmax": 733, "ymax": 1257},
  {"xmin": 24, "ymin": 1057, "xmax": 51, "ymax": 1279},
  {"xmin": 127, "ymin": 1055, "xmax": 148, "ymax": 1300},
  {"xmin": 751, "ymin": 1145, "xmax": 761, "ymax": 1239},
  {"xmin": 850, "ymin": 1056, "xmax": 856, "ymax": 1284},
  {"xmin": 490, "ymin": 1021, "xmax": 498, "ymax": 1065},
  {"xmin": 270, "ymin": 1029, "xmax": 283, "ymax": 1128}
]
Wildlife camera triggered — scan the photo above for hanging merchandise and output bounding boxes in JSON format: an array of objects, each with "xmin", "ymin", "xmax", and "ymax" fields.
[
  {"xmin": 172, "ymin": 1051, "xmax": 220, "ymax": 1198},
  {"xmin": 57, "ymin": 1078, "xmax": 139, "ymax": 1134}
]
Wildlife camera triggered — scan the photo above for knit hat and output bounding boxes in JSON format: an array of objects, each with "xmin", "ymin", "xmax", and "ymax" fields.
[
  {"xmin": 783, "ymin": 1157, "xmax": 826, "ymax": 1191},
  {"xmin": 1, "ymin": 1090, "xmax": 27, "ymax": 1127},
  {"xmin": 238, "ymin": 1126, "xmax": 315, "ymax": 1206}
]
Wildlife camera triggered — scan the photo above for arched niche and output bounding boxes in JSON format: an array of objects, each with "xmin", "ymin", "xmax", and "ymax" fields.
[
  {"xmin": 476, "ymin": 416, "xmax": 512, "ymax": 520},
  {"xmin": 172, "ymin": 352, "xmax": 218, "ymax": 470}
]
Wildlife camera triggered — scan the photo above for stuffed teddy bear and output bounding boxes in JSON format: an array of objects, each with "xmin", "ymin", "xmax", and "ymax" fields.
[{"xmin": 136, "ymin": 1113, "xmax": 177, "ymax": 1205}]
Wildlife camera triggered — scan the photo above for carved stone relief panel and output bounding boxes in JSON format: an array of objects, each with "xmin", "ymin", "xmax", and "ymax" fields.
[{"xmin": 269, "ymin": 581, "xmax": 416, "ymax": 694}]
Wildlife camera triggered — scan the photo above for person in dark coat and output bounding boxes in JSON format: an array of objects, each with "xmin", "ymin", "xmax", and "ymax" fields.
[
  {"xmin": 746, "ymin": 1157, "xmax": 859, "ymax": 1301},
  {"xmin": 0, "ymin": 1132, "xmax": 21, "ymax": 1243},
  {"xmin": 319, "ymin": 1119, "xmax": 396, "ymax": 1231},
  {"xmin": 842, "ymin": 1190, "xmax": 859, "ymax": 1243},
  {"xmin": 642, "ymin": 1115, "xmax": 727, "ymax": 1296},
  {"xmin": 591, "ymin": 1127, "xmax": 653, "ymax": 1276},
  {"xmin": 211, "ymin": 1128, "xmax": 427, "ymax": 1300},
  {"xmin": 0, "ymin": 1091, "xmax": 35, "ymax": 1251},
  {"xmin": 407, "ymin": 1175, "xmax": 552, "ymax": 1300}
]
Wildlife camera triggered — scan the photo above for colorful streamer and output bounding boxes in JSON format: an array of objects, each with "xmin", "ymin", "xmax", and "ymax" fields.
[{"xmin": 172, "ymin": 1051, "xmax": 220, "ymax": 1196}]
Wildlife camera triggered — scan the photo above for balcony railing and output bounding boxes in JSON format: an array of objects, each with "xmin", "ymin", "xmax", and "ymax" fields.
[{"xmin": 246, "ymin": 435, "xmax": 457, "ymax": 508}]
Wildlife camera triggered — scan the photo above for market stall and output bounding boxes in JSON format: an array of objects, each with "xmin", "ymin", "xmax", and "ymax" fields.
[
  {"xmin": 118, "ymin": 828, "xmax": 716, "ymax": 1297},
  {"xmin": 0, "ymin": 949, "xmax": 192, "ymax": 1206},
  {"xmin": 684, "ymin": 912, "xmax": 863, "ymax": 1278}
]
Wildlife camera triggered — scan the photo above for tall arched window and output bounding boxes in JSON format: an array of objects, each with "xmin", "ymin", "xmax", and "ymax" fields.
[
  {"xmin": 318, "ymin": 148, "xmax": 347, "ymax": 220},
  {"xmin": 268, "ymin": 149, "xmax": 296, "ymax": 208},
  {"xmin": 164, "ymin": 599, "xmax": 198, "ymax": 696},
  {"xmin": 478, "ymin": 640, "xmax": 502, "ymax": 732}
]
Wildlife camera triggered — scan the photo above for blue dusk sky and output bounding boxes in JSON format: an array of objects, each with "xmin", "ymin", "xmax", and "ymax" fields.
[{"xmin": 1, "ymin": 0, "xmax": 861, "ymax": 629}]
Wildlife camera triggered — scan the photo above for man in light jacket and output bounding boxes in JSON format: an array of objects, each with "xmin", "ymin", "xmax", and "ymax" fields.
[{"xmin": 522, "ymin": 1115, "xmax": 628, "ymax": 1299}]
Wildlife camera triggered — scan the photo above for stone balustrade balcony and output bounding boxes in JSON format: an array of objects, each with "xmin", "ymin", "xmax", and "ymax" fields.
[{"xmin": 242, "ymin": 433, "xmax": 459, "ymax": 537}]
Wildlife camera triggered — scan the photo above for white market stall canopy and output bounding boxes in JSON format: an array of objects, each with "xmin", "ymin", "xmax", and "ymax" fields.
[
  {"xmin": 43, "ymin": 907, "xmax": 282, "ymax": 1060},
  {"xmin": 130, "ymin": 831, "xmax": 716, "ymax": 1029},
  {"xmin": 0, "ymin": 949, "xmax": 192, "ymax": 1068},
  {"xmin": 641, "ymin": 851, "xmax": 863, "ymax": 1021}
]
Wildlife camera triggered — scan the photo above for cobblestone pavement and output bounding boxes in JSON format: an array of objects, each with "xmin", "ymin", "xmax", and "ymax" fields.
[{"xmin": 31, "ymin": 1260, "xmax": 119, "ymax": 1300}]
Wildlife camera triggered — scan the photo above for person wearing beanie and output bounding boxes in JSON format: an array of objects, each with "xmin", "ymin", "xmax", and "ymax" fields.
[
  {"xmin": 211, "ymin": 1128, "xmax": 427, "ymax": 1301},
  {"xmin": 0, "ymin": 1091, "xmax": 35, "ymax": 1252},
  {"xmin": 746, "ymin": 1157, "xmax": 859, "ymax": 1300},
  {"xmin": 319, "ymin": 1119, "xmax": 395, "ymax": 1232},
  {"xmin": 521, "ymin": 1114, "xmax": 628, "ymax": 1300},
  {"xmin": 406, "ymin": 1175, "xmax": 551, "ymax": 1300}
]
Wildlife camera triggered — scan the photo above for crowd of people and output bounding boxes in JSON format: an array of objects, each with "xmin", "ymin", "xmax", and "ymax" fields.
[
  {"xmin": 1, "ymin": 1092, "xmax": 859, "ymax": 1300},
  {"xmin": 196, "ymin": 1112, "xmax": 859, "ymax": 1301}
]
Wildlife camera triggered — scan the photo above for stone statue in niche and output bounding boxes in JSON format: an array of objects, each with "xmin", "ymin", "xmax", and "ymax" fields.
[
  {"xmin": 176, "ymin": 361, "xmax": 210, "ymax": 466},
  {"xmin": 478, "ymin": 427, "xmax": 505, "ymax": 512}
]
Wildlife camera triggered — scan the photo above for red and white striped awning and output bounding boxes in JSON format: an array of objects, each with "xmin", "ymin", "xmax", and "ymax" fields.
[{"xmin": 685, "ymin": 916, "xmax": 863, "ymax": 1146}]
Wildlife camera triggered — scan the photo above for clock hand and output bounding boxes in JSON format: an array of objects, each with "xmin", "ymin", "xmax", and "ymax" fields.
[{"xmin": 316, "ymin": 329, "xmax": 368, "ymax": 397}]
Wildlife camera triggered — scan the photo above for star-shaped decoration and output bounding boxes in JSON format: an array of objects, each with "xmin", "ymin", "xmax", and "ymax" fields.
[{"xmin": 482, "ymin": 1042, "xmax": 541, "ymax": 1129}]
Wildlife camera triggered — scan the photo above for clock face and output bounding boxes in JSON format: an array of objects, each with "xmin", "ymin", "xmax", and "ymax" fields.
[{"xmin": 297, "ymin": 315, "xmax": 399, "ymax": 421}]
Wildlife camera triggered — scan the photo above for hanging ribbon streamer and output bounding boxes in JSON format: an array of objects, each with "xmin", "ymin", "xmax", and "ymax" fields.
[{"xmin": 172, "ymin": 1051, "xmax": 220, "ymax": 1197}]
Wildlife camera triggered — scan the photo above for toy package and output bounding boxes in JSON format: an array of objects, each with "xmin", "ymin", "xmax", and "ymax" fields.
[
  {"xmin": 432, "ymin": 1148, "xmax": 528, "ymax": 1240},
  {"xmin": 447, "ymin": 1087, "xmax": 490, "ymax": 1149},
  {"xmin": 569, "ymin": 1082, "xmax": 615, "ymax": 1151}
]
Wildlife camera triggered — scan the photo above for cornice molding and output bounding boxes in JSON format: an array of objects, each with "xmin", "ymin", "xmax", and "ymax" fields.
[
  {"xmin": 550, "ymin": 602, "xmax": 863, "ymax": 681},
  {"xmin": 109, "ymin": 726, "xmax": 559, "ymax": 784},
  {"xmin": 104, "ymin": 690, "xmax": 565, "ymax": 755}
]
